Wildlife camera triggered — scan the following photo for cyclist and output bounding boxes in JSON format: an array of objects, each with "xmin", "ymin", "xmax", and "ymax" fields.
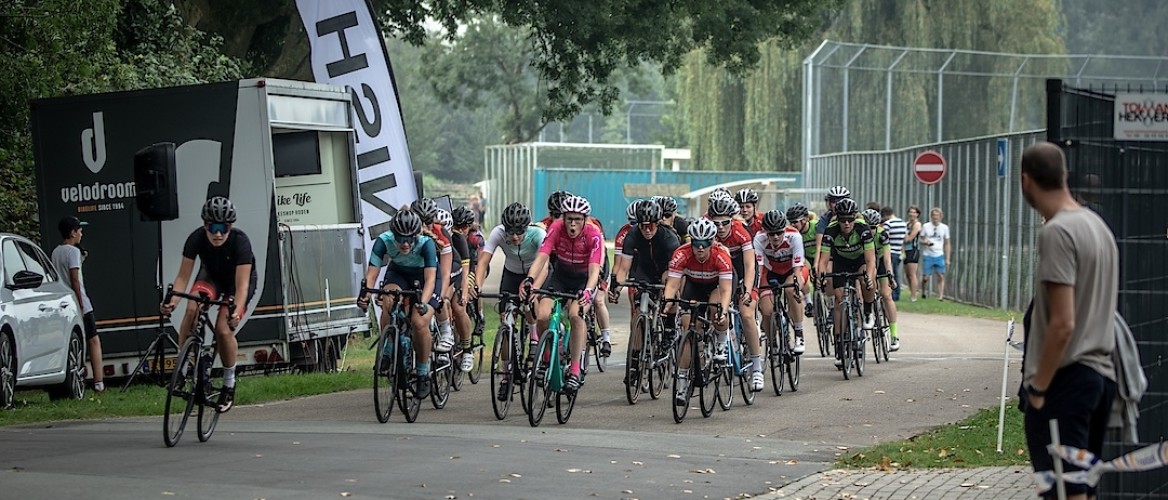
[
  {"xmin": 613, "ymin": 200, "xmax": 644, "ymax": 260},
  {"xmin": 735, "ymin": 188, "xmax": 763, "ymax": 235},
  {"xmin": 663, "ymin": 219, "xmax": 733, "ymax": 405},
  {"xmin": 706, "ymin": 196, "xmax": 760, "ymax": 368},
  {"xmin": 358, "ymin": 209, "xmax": 439, "ymax": 399},
  {"xmin": 816, "ymin": 198, "xmax": 877, "ymax": 365},
  {"xmin": 160, "ymin": 196, "xmax": 256, "ymax": 413},
  {"xmin": 539, "ymin": 191, "xmax": 615, "ymax": 356},
  {"xmin": 473, "ymin": 202, "xmax": 548, "ymax": 400},
  {"xmin": 519, "ymin": 195, "xmax": 604, "ymax": 394},
  {"xmin": 787, "ymin": 203, "xmax": 819, "ymax": 315},
  {"xmin": 654, "ymin": 196, "xmax": 689, "ymax": 243},
  {"xmin": 461, "ymin": 206, "xmax": 486, "ymax": 274},
  {"xmin": 609, "ymin": 200, "xmax": 681, "ymax": 383},
  {"xmin": 445, "ymin": 208, "xmax": 478, "ymax": 371},
  {"xmin": 413, "ymin": 198, "xmax": 456, "ymax": 354},
  {"xmin": 755, "ymin": 210, "xmax": 807, "ymax": 367},
  {"xmin": 862, "ymin": 208, "xmax": 900, "ymax": 352}
]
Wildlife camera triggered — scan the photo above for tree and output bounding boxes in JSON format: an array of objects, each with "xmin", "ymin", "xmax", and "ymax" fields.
[{"xmin": 173, "ymin": 0, "xmax": 839, "ymax": 122}]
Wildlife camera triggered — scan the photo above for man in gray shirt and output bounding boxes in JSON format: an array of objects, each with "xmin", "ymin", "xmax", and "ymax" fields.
[
  {"xmin": 51, "ymin": 216, "xmax": 104, "ymax": 392},
  {"xmin": 1019, "ymin": 142, "xmax": 1116, "ymax": 500}
]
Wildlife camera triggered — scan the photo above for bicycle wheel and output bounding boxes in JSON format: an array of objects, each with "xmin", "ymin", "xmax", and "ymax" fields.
[
  {"xmin": 877, "ymin": 300, "xmax": 891, "ymax": 362},
  {"xmin": 852, "ymin": 304, "xmax": 866, "ymax": 378},
  {"xmin": 398, "ymin": 336, "xmax": 421, "ymax": 423},
  {"xmin": 625, "ymin": 318, "xmax": 646, "ymax": 405},
  {"xmin": 870, "ymin": 301, "xmax": 884, "ymax": 365},
  {"xmin": 490, "ymin": 326, "xmax": 512, "ymax": 420},
  {"xmin": 840, "ymin": 303, "xmax": 854, "ymax": 380},
  {"xmin": 430, "ymin": 357, "xmax": 452, "ymax": 410},
  {"xmin": 373, "ymin": 326, "xmax": 398, "ymax": 423},
  {"xmin": 738, "ymin": 334, "xmax": 755, "ymax": 405},
  {"xmin": 786, "ymin": 334, "xmax": 801, "ymax": 392},
  {"xmin": 648, "ymin": 326, "xmax": 668, "ymax": 400},
  {"xmin": 716, "ymin": 338, "xmax": 734, "ymax": 411},
  {"xmin": 698, "ymin": 334, "xmax": 717, "ymax": 418},
  {"xmin": 196, "ymin": 353, "xmax": 220, "ymax": 442},
  {"xmin": 451, "ymin": 346, "xmax": 465, "ymax": 392},
  {"xmin": 589, "ymin": 322, "xmax": 607, "ymax": 373},
  {"xmin": 526, "ymin": 332, "xmax": 554, "ymax": 427},
  {"xmin": 816, "ymin": 292, "xmax": 833, "ymax": 358},
  {"xmin": 671, "ymin": 332, "xmax": 694, "ymax": 423},
  {"xmin": 555, "ymin": 346, "xmax": 577, "ymax": 425},
  {"xmin": 770, "ymin": 317, "xmax": 786, "ymax": 395},
  {"xmin": 163, "ymin": 338, "xmax": 199, "ymax": 447},
  {"xmin": 469, "ymin": 330, "xmax": 485, "ymax": 384}
]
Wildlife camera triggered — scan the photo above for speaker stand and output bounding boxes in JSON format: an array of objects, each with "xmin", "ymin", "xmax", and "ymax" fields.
[{"xmin": 121, "ymin": 220, "xmax": 178, "ymax": 391}]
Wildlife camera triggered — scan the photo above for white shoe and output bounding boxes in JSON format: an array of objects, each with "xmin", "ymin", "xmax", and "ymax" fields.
[
  {"xmin": 793, "ymin": 336, "xmax": 806, "ymax": 354},
  {"xmin": 460, "ymin": 352, "xmax": 475, "ymax": 372},
  {"xmin": 436, "ymin": 331, "xmax": 455, "ymax": 353},
  {"xmin": 713, "ymin": 344, "xmax": 728, "ymax": 363},
  {"xmin": 750, "ymin": 371, "xmax": 764, "ymax": 392},
  {"xmin": 863, "ymin": 311, "xmax": 876, "ymax": 329},
  {"xmin": 674, "ymin": 382, "xmax": 689, "ymax": 406},
  {"xmin": 890, "ymin": 338, "xmax": 900, "ymax": 352}
]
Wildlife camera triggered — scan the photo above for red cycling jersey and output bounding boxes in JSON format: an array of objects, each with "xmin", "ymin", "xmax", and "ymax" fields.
[
  {"xmin": 430, "ymin": 223, "xmax": 452, "ymax": 255},
  {"xmin": 743, "ymin": 214, "xmax": 762, "ymax": 236},
  {"xmin": 716, "ymin": 220, "xmax": 754, "ymax": 258},
  {"xmin": 667, "ymin": 242, "xmax": 734, "ymax": 285},
  {"xmin": 613, "ymin": 223, "xmax": 633, "ymax": 254}
]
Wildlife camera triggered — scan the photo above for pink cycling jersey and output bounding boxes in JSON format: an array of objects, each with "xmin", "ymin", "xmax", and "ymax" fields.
[{"xmin": 539, "ymin": 219, "xmax": 605, "ymax": 273}]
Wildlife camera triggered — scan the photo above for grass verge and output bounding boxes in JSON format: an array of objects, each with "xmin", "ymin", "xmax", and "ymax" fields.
[
  {"xmin": 0, "ymin": 312, "xmax": 502, "ymax": 427},
  {"xmin": 895, "ymin": 297, "xmax": 1022, "ymax": 322},
  {"xmin": 837, "ymin": 405, "xmax": 1030, "ymax": 469}
]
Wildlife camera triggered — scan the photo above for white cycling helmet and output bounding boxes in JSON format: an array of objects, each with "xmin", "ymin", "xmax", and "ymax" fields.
[
  {"xmin": 436, "ymin": 208, "xmax": 453, "ymax": 231},
  {"xmin": 561, "ymin": 195, "xmax": 592, "ymax": 216},
  {"xmin": 862, "ymin": 208, "xmax": 882, "ymax": 226},
  {"xmin": 688, "ymin": 218, "xmax": 718, "ymax": 241}
]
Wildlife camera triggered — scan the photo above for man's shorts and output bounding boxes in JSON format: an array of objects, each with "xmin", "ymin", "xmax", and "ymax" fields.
[
  {"xmin": 1023, "ymin": 363, "xmax": 1117, "ymax": 498},
  {"xmin": 922, "ymin": 254, "xmax": 946, "ymax": 275},
  {"xmin": 680, "ymin": 280, "xmax": 720, "ymax": 319},
  {"xmin": 830, "ymin": 258, "xmax": 865, "ymax": 289},
  {"xmin": 82, "ymin": 312, "xmax": 99, "ymax": 340}
]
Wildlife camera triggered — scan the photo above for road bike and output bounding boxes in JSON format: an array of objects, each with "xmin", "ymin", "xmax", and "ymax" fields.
[{"xmin": 162, "ymin": 286, "xmax": 235, "ymax": 447}]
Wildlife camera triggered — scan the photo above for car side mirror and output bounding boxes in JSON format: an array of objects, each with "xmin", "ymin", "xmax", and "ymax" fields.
[{"xmin": 7, "ymin": 270, "xmax": 44, "ymax": 290}]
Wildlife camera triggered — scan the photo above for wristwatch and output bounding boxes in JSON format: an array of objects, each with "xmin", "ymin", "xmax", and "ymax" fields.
[{"xmin": 1026, "ymin": 383, "xmax": 1047, "ymax": 397}]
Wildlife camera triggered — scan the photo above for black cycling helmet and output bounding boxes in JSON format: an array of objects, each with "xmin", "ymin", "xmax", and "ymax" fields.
[
  {"xmin": 834, "ymin": 198, "xmax": 860, "ymax": 216},
  {"xmin": 201, "ymin": 196, "xmax": 237, "ymax": 224},
  {"xmin": 653, "ymin": 196, "xmax": 678, "ymax": 215},
  {"xmin": 451, "ymin": 206, "xmax": 476, "ymax": 227},
  {"xmin": 707, "ymin": 196, "xmax": 739, "ymax": 217},
  {"xmin": 635, "ymin": 200, "xmax": 663, "ymax": 224},
  {"xmin": 547, "ymin": 190, "xmax": 573, "ymax": 216},
  {"xmin": 389, "ymin": 209, "xmax": 423, "ymax": 237},
  {"xmin": 735, "ymin": 188, "xmax": 759, "ymax": 205},
  {"xmin": 761, "ymin": 210, "xmax": 787, "ymax": 232},
  {"xmin": 501, "ymin": 202, "xmax": 531, "ymax": 233},
  {"xmin": 785, "ymin": 203, "xmax": 809, "ymax": 222},
  {"xmin": 411, "ymin": 198, "xmax": 439, "ymax": 224}
]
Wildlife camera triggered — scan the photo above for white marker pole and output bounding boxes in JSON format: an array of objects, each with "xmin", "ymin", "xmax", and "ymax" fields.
[
  {"xmin": 997, "ymin": 319, "xmax": 1015, "ymax": 453},
  {"xmin": 1050, "ymin": 419, "xmax": 1068, "ymax": 500}
]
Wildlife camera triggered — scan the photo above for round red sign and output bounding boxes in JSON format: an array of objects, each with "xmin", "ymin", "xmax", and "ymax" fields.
[{"xmin": 913, "ymin": 150, "xmax": 947, "ymax": 185}]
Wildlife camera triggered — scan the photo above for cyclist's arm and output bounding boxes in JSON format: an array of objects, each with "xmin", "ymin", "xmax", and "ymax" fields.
[
  {"xmin": 742, "ymin": 247, "xmax": 756, "ymax": 297},
  {"xmin": 473, "ymin": 251, "xmax": 493, "ymax": 289},
  {"xmin": 421, "ymin": 266, "xmax": 436, "ymax": 306},
  {"xmin": 863, "ymin": 236, "xmax": 877, "ymax": 285},
  {"xmin": 663, "ymin": 275, "xmax": 682, "ymax": 302},
  {"xmin": 232, "ymin": 263, "xmax": 252, "ymax": 320},
  {"xmin": 613, "ymin": 255, "xmax": 631, "ymax": 286},
  {"xmin": 586, "ymin": 262, "xmax": 601, "ymax": 295},
  {"xmin": 526, "ymin": 252, "xmax": 550, "ymax": 282},
  {"xmin": 717, "ymin": 276, "xmax": 733, "ymax": 313},
  {"xmin": 166, "ymin": 257, "xmax": 197, "ymax": 308}
]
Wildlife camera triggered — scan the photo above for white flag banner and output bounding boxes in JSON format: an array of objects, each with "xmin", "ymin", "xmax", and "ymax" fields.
[{"xmin": 296, "ymin": 0, "xmax": 417, "ymax": 239}]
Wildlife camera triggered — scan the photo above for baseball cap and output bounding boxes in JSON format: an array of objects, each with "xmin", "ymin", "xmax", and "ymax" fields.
[{"xmin": 58, "ymin": 216, "xmax": 88, "ymax": 239}]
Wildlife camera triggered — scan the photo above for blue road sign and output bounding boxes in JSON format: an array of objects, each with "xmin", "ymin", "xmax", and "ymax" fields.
[{"xmin": 997, "ymin": 138, "xmax": 1008, "ymax": 178}]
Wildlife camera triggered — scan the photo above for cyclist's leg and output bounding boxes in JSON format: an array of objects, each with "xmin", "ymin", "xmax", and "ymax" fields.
[
  {"xmin": 179, "ymin": 299, "xmax": 199, "ymax": 346},
  {"xmin": 567, "ymin": 299, "xmax": 588, "ymax": 377},
  {"xmin": 409, "ymin": 290, "xmax": 438, "ymax": 367},
  {"xmin": 880, "ymin": 275, "xmax": 899, "ymax": 348},
  {"xmin": 784, "ymin": 269, "xmax": 806, "ymax": 351}
]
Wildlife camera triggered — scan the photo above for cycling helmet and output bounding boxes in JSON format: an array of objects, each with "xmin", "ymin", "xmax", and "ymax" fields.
[
  {"xmin": 834, "ymin": 198, "xmax": 860, "ymax": 216},
  {"xmin": 625, "ymin": 200, "xmax": 643, "ymax": 222},
  {"xmin": 708, "ymin": 188, "xmax": 732, "ymax": 203},
  {"xmin": 635, "ymin": 200, "xmax": 663, "ymax": 224},
  {"xmin": 785, "ymin": 203, "xmax": 809, "ymax": 222},
  {"xmin": 707, "ymin": 196, "xmax": 739, "ymax": 217},
  {"xmin": 436, "ymin": 209, "xmax": 453, "ymax": 231},
  {"xmin": 501, "ymin": 202, "xmax": 531, "ymax": 232},
  {"xmin": 201, "ymin": 196, "xmax": 237, "ymax": 224},
  {"xmin": 451, "ymin": 206, "xmax": 475, "ymax": 227},
  {"xmin": 653, "ymin": 196, "xmax": 678, "ymax": 214},
  {"xmin": 560, "ymin": 195, "xmax": 591, "ymax": 216},
  {"xmin": 411, "ymin": 198, "xmax": 439, "ymax": 224},
  {"xmin": 547, "ymin": 190, "xmax": 573, "ymax": 215},
  {"xmin": 735, "ymin": 188, "xmax": 759, "ymax": 205},
  {"xmin": 862, "ymin": 208, "xmax": 882, "ymax": 226},
  {"xmin": 688, "ymin": 218, "xmax": 718, "ymax": 241},
  {"xmin": 761, "ymin": 210, "xmax": 787, "ymax": 232},
  {"xmin": 825, "ymin": 186, "xmax": 851, "ymax": 201},
  {"xmin": 389, "ymin": 209, "xmax": 423, "ymax": 237}
]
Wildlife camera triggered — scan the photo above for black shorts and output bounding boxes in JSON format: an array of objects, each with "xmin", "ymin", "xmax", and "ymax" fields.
[
  {"xmin": 903, "ymin": 248, "xmax": 920, "ymax": 264},
  {"xmin": 500, "ymin": 268, "xmax": 526, "ymax": 296},
  {"xmin": 680, "ymin": 280, "xmax": 719, "ymax": 318},
  {"xmin": 194, "ymin": 267, "xmax": 257, "ymax": 305},
  {"xmin": 82, "ymin": 312, "xmax": 99, "ymax": 340},
  {"xmin": 543, "ymin": 267, "xmax": 589, "ymax": 295},
  {"xmin": 381, "ymin": 266, "xmax": 442, "ymax": 310},
  {"xmin": 830, "ymin": 258, "xmax": 865, "ymax": 289},
  {"xmin": 1022, "ymin": 363, "xmax": 1117, "ymax": 498}
]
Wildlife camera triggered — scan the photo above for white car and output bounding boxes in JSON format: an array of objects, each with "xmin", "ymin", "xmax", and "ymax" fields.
[{"xmin": 0, "ymin": 233, "xmax": 86, "ymax": 408}]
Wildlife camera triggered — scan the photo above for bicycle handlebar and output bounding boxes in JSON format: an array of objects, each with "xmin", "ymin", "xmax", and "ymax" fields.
[
  {"xmin": 617, "ymin": 280, "xmax": 666, "ymax": 290},
  {"xmin": 530, "ymin": 288, "xmax": 581, "ymax": 301},
  {"xmin": 360, "ymin": 286, "xmax": 422, "ymax": 299},
  {"xmin": 662, "ymin": 298, "xmax": 724, "ymax": 313},
  {"xmin": 165, "ymin": 284, "xmax": 235, "ymax": 309}
]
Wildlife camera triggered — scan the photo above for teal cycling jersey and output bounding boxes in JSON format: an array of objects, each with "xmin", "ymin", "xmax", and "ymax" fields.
[{"xmin": 369, "ymin": 232, "xmax": 438, "ymax": 271}]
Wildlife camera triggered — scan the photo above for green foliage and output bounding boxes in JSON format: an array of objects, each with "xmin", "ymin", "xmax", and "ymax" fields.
[
  {"xmin": 837, "ymin": 405, "xmax": 1030, "ymax": 469},
  {"xmin": 0, "ymin": 0, "xmax": 244, "ymax": 238}
]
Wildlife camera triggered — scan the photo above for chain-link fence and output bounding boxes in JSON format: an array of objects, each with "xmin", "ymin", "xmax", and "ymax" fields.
[{"xmin": 807, "ymin": 131, "xmax": 1045, "ymax": 311}]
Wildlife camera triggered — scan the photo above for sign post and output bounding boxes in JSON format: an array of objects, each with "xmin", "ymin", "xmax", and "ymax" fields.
[{"xmin": 998, "ymin": 138, "xmax": 1010, "ymax": 310}]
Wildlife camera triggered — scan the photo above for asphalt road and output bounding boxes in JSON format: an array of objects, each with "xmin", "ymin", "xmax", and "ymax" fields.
[{"xmin": 0, "ymin": 250, "xmax": 1024, "ymax": 499}]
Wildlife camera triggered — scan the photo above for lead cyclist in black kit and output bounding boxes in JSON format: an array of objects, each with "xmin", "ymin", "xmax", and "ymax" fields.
[{"xmin": 160, "ymin": 197, "xmax": 257, "ymax": 413}]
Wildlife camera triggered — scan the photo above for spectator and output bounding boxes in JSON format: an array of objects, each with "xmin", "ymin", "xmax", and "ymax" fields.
[
  {"xmin": 469, "ymin": 193, "xmax": 487, "ymax": 227},
  {"xmin": 51, "ymin": 217, "xmax": 104, "ymax": 393},
  {"xmin": 903, "ymin": 205, "xmax": 923, "ymax": 301},
  {"xmin": 920, "ymin": 207, "xmax": 950, "ymax": 301},
  {"xmin": 865, "ymin": 201, "xmax": 882, "ymax": 212},
  {"xmin": 881, "ymin": 206, "xmax": 907, "ymax": 301},
  {"xmin": 1019, "ymin": 141, "xmax": 1117, "ymax": 500}
]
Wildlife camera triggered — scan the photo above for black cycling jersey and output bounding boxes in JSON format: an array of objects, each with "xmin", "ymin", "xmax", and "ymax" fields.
[
  {"xmin": 619, "ymin": 226, "xmax": 681, "ymax": 282},
  {"xmin": 182, "ymin": 227, "xmax": 257, "ymax": 292},
  {"xmin": 449, "ymin": 231, "xmax": 470, "ymax": 264}
]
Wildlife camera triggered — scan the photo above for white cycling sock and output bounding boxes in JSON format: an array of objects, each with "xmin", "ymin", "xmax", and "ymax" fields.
[
  {"xmin": 601, "ymin": 329, "xmax": 611, "ymax": 342},
  {"xmin": 439, "ymin": 319, "xmax": 453, "ymax": 337},
  {"xmin": 751, "ymin": 355, "xmax": 762, "ymax": 372},
  {"xmin": 223, "ymin": 366, "xmax": 236, "ymax": 388}
]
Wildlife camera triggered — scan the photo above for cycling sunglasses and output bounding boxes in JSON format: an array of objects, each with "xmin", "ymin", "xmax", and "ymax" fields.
[
  {"xmin": 838, "ymin": 217, "xmax": 857, "ymax": 223},
  {"xmin": 711, "ymin": 219, "xmax": 733, "ymax": 227},
  {"xmin": 206, "ymin": 223, "xmax": 230, "ymax": 235},
  {"xmin": 691, "ymin": 239, "xmax": 713, "ymax": 249},
  {"xmin": 396, "ymin": 235, "xmax": 418, "ymax": 246}
]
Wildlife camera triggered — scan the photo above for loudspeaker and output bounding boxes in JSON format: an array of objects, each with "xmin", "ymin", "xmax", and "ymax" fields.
[{"xmin": 133, "ymin": 142, "xmax": 179, "ymax": 221}]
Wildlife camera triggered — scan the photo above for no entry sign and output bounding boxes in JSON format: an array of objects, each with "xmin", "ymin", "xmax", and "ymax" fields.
[{"xmin": 913, "ymin": 150, "xmax": 947, "ymax": 185}]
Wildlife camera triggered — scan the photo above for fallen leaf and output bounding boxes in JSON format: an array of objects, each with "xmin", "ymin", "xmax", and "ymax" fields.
[
  {"xmin": 254, "ymin": 455, "xmax": 263, "ymax": 458},
  {"xmin": 936, "ymin": 388, "xmax": 945, "ymax": 392},
  {"xmin": 683, "ymin": 490, "xmax": 693, "ymax": 494},
  {"xmin": 555, "ymin": 448, "xmax": 568, "ymax": 452},
  {"xmin": 623, "ymin": 490, "xmax": 633, "ymax": 494},
  {"xmin": 292, "ymin": 441, "xmax": 300, "ymax": 445},
  {"xmin": 938, "ymin": 449, "xmax": 949, "ymax": 458},
  {"xmin": 906, "ymin": 399, "xmax": 915, "ymax": 402},
  {"xmin": 632, "ymin": 461, "xmax": 644, "ymax": 465},
  {"xmin": 786, "ymin": 459, "xmax": 798, "ymax": 465},
  {"xmin": 836, "ymin": 446, "xmax": 849, "ymax": 450},
  {"xmin": 566, "ymin": 468, "xmax": 582, "ymax": 473},
  {"xmin": 873, "ymin": 390, "xmax": 886, "ymax": 394},
  {"xmin": 667, "ymin": 454, "xmax": 682, "ymax": 459},
  {"xmin": 499, "ymin": 479, "xmax": 511, "ymax": 483},
  {"xmin": 854, "ymin": 482, "xmax": 870, "ymax": 486},
  {"xmin": 450, "ymin": 456, "xmax": 460, "ymax": 460},
  {"xmin": 340, "ymin": 494, "xmax": 351, "ymax": 498},
  {"xmin": 162, "ymin": 493, "xmax": 175, "ymax": 497},
  {"xmin": 960, "ymin": 482, "xmax": 975, "ymax": 487}
]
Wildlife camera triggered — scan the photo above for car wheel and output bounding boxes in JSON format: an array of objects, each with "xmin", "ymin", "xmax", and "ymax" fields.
[
  {"xmin": 49, "ymin": 333, "xmax": 86, "ymax": 401},
  {"xmin": 0, "ymin": 331, "xmax": 14, "ymax": 409}
]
